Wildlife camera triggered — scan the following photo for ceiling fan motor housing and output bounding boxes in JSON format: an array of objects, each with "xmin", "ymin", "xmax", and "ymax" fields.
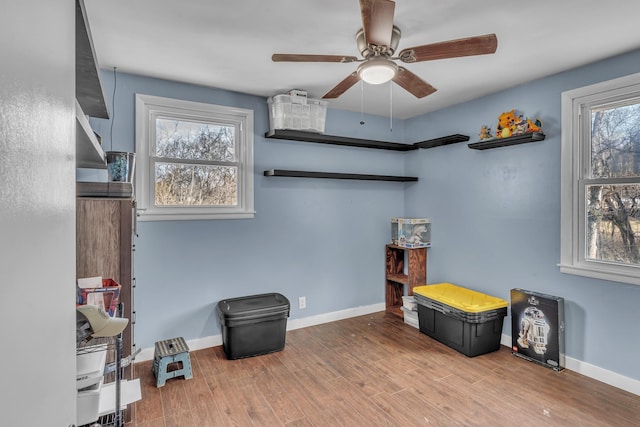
[{"xmin": 356, "ymin": 25, "xmax": 401, "ymax": 58}]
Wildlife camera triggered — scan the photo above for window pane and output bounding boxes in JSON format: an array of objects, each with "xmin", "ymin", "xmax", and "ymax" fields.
[
  {"xmin": 591, "ymin": 101, "xmax": 640, "ymax": 178},
  {"xmin": 586, "ymin": 184, "xmax": 640, "ymax": 265},
  {"xmin": 155, "ymin": 162, "xmax": 237, "ymax": 206},
  {"xmin": 155, "ymin": 118, "xmax": 235, "ymax": 162}
]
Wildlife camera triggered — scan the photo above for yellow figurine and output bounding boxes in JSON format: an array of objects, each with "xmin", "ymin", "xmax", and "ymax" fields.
[
  {"xmin": 496, "ymin": 110, "xmax": 518, "ymax": 139},
  {"xmin": 479, "ymin": 125, "xmax": 494, "ymax": 140}
]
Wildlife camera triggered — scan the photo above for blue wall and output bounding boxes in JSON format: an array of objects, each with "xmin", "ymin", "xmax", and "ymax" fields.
[
  {"xmin": 91, "ymin": 47, "xmax": 640, "ymax": 382},
  {"xmin": 89, "ymin": 72, "xmax": 410, "ymax": 351},
  {"xmin": 404, "ymin": 48, "xmax": 640, "ymax": 380}
]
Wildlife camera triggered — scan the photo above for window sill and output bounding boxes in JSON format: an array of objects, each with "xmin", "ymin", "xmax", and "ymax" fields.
[
  {"xmin": 137, "ymin": 211, "xmax": 256, "ymax": 221},
  {"xmin": 558, "ymin": 263, "xmax": 640, "ymax": 286}
]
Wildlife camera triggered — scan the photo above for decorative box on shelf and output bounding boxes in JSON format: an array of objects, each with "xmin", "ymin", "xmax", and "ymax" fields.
[{"xmin": 391, "ymin": 217, "xmax": 431, "ymax": 248}]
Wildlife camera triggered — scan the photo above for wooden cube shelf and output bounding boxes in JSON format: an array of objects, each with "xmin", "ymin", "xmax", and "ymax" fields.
[{"xmin": 385, "ymin": 244, "xmax": 427, "ymax": 317}]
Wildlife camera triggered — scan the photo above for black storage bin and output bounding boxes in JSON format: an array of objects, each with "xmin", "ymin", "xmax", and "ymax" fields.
[
  {"xmin": 217, "ymin": 293, "xmax": 290, "ymax": 360},
  {"xmin": 417, "ymin": 304, "xmax": 506, "ymax": 357},
  {"xmin": 414, "ymin": 283, "xmax": 508, "ymax": 357}
]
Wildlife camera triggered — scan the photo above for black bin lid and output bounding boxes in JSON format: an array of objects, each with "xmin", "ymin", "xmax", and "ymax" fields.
[{"xmin": 217, "ymin": 293, "xmax": 290, "ymax": 319}]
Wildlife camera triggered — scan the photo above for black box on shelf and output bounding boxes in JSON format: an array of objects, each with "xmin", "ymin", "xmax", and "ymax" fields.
[
  {"xmin": 510, "ymin": 288, "xmax": 565, "ymax": 371},
  {"xmin": 217, "ymin": 293, "xmax": 290, "ymax": 360}
]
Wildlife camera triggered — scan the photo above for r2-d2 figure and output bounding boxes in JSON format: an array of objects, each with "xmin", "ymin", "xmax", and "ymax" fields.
[{"xmin": 517, "ymin": 306, "xmax": 550, "ymax": 355}]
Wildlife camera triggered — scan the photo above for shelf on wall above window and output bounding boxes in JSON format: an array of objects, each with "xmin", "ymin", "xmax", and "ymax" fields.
[
  {"xmin": 468, "ymin": 132, "xmax": 546, "ymax": 150},
  {"xmin": 264, "ymin": 169, "xmax": 418, "ymax": 182}
]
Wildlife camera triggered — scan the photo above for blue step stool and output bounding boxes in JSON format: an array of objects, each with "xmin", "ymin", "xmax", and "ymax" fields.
[{"xmin": 152, "ymin": 337, "xmax": 193, "ymax": 387}]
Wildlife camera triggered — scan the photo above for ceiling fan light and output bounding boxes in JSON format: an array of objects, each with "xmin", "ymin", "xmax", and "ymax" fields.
[{"xmin": 357, "ymin": 58, "xmax": 397, "ymax": 85}]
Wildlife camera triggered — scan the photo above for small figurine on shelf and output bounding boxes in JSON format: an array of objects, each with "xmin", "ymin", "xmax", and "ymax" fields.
[
  {"xmin": 526, "ymin": 118, "xmax": 543, "ymax": 133},
  {"xmin": 479, "ymin": 125, "xmax": 494, "ymax": 140},
  {"xmin": 496, "ymin": 109, "xmax": 518, "ymax": 139},
  {"xmin": 406, "ymin": 224, "xmax": 428, "ymax": 245},
  {"xmin": 513, "ymin": 115, "xmax": 528, "ymax": 136}
]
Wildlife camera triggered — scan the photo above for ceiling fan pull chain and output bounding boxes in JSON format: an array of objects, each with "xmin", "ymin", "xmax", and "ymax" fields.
[
  {"xmin": 389, "ymin": 81, "xmax": 393, "ymax": 132},
  {"xmin": 360, "ymin": 80, "xmax": 365, "ymax": 125}
]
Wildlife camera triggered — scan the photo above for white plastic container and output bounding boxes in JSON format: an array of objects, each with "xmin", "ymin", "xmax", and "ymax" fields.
[
  {"xmin": 402, "ymin": 295, "xmax": 417, "ymax": 311},
  {"xmin": 77, "ymin": 377, "xmax": 103, "ymax": 426},
  {"xmin": 268, "ymin": 93, "xmax": 328, "ymax": 134},
  {"xmin": 76, "ymin": 344, "xmax": 107, "ymax": 390},
  {"xmin": 401, "ymin": 306, "xmax": 419, "ymax": 329}
]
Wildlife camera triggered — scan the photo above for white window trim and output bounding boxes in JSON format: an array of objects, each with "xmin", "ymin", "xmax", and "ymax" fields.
[
  {"xmin": 135, "ymin": 94, "xmax": 254, "ymax": 221},
  {"xmin": 560, "ymin": 72, "xmax": 640, "ymax": 286}
]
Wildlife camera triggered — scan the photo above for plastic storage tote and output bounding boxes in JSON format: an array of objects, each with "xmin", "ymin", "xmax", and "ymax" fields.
[
  {"xmin": 414, "ymin": 283, "xmax": 508, "ymax": 357},
  {"xmin": 217, "ymin": 293, "xmax": 290, "ymax": 359},
  {"xmin": 267, "ymin": 93, "xmax": 327, "ymax": 134}
]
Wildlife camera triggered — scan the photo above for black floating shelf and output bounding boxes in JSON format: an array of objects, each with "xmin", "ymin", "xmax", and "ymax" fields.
[
  {"xmin": 76, "ymin": 0, "xmax": 109, "ymax": 119},
  {"xmin": 413, "ymin": 134, "xmax": 470, "ymax": 149},
  {"xmin": 266, "ymin": 129, "xmax": 471, "ymax": 151},
  {"xmin": 264, "ymin": 169, "xmax": 418, "ymax": 182},
  {"xmin": 265, "ymin": 129, "xmax": 417, "ymax": 151},
  {"xmin": 468, "ymin": 132, "xmax": 546, "ymax": 150}
]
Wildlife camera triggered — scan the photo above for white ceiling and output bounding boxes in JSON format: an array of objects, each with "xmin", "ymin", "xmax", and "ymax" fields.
[{"xmin": 83, "ymin": 0, "xmax": 640, "ymax": 120}]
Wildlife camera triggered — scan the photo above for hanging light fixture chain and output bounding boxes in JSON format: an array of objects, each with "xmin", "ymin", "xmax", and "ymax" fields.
[
  {"xmin": 389, "ymin": 81, "xmax": 393, "ymax": 132},
  {"xmin": 359, "ymin": 80, "xmax": 365, "ymax": 125}
]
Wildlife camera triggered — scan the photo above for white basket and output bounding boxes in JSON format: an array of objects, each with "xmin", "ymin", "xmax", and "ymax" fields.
[
  {"xmin": 268, "ymin": 93, "xmax": 327, "ymax": 134},
  {"xmin": 402, "ymin": 295, "xmax": 417, "ymax": 311},
  {"xmin": 401, "ymin": 306, "xmax": 419, "ymax": 329},
  {"xmin": 77, "ymin": 378, "xmax": 103, "ymax": 425}
]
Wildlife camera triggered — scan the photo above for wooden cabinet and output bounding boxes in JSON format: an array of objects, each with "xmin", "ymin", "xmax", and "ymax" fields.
[
  {"xmin": 76, "ymin": 198, "xmax": 135, "ymax": 365},
  {"xmin": 385, "ymin": 244, "xmax": 426, "ymax": 317}
]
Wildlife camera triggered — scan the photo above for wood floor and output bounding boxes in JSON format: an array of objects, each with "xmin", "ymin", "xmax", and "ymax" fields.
[{"xmin": 128, "ymin": 312, "xmax": 640, "ymax": 426}]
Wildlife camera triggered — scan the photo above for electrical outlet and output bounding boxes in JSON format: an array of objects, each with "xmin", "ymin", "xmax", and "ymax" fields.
[{"xmin": 298, "ymin": 296, "xmax": 306, "ymax": 309}]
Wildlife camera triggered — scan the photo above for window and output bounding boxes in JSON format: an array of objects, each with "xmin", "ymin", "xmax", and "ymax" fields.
[
  {"xmin": 560, "ymin": 72, "xmax": 640, "ymax": 285},
  {"xmin": 135, "ymin": 94, "xmax": 254, "ymax": 220}
]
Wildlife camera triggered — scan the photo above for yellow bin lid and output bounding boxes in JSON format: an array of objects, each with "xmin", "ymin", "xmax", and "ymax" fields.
[{"xmin": 414, "ymin": 283, "xmax": 508, "ymax": 313}]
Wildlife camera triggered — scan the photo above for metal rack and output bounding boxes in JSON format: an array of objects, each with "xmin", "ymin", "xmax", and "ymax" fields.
[{"xmin": 77, "ymin": 303, "xmax": 125, "ymax": 427}]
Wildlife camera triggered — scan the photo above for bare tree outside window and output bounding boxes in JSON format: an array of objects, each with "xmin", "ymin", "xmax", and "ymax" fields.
[
  {"xmin": 587, "ymin": 102, "xmax": 640, "ymax": 265},
  {"xmin": 154, "ymin": 118, "xmax": 238, "ymax": 207}
]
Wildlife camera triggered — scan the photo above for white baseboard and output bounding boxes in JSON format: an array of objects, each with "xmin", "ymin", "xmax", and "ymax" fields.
[
  {"xmin": 500, "ymin": 334, "xmax": 639, "ymax": 396},
  {"xmin": 135, "ymin": 303, "xmax": 385, "ymax": 363},
  {"xmin": 135, "ymin": 307, "xmax": 638, "ymax": 397},
  {"xmin": 286, "ymin": 302, "xmax": 385, "ymax": 331}
]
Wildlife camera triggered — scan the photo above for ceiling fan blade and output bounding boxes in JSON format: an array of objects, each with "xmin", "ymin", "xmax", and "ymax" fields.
[
  {"xmin": 398, "ymin": 33, "xmax": 498, "ymax": 63},
  {"xmin": 272, "ymin": 54, "xmax": 358, "ymax": 63},
  {"xmin": 322, "ymin": 72, "xmax": 361, "ymax": 99},
  {"xmin": 360, "ymin": 0, "xmax": 395, "ymax": 48},
  {"xmin": 393, "ymin": 67, "xmax": 437, "ymax": 98}
]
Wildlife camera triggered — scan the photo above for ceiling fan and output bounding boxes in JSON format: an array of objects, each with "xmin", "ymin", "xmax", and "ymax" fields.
[{"xmin": 272, "ymin": 0, "xmax": 497, "ymax": 99}]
